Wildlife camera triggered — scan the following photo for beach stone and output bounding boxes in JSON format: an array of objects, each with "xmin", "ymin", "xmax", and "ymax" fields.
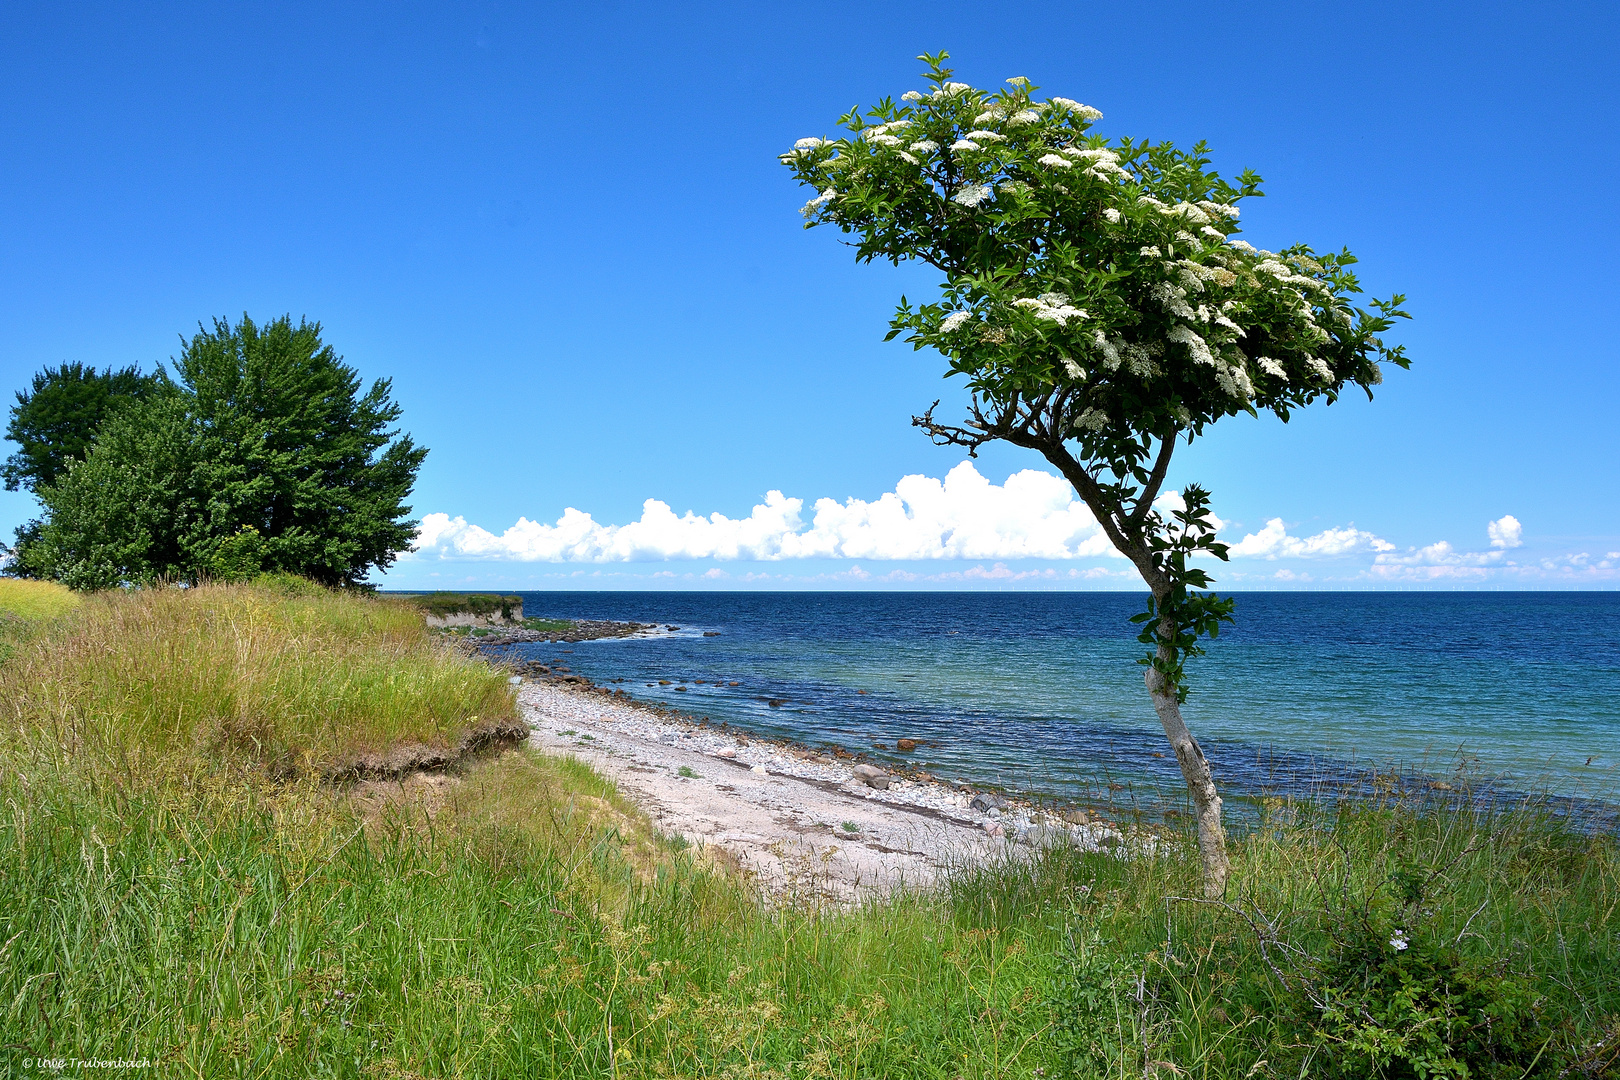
[
  {"xmin": 896, "ymin": 738, "xmax": 918, "ymax": 752},
  {"xmin": 715, "ymin": 748, "xmax": 737, "ymax": 759},
  {"xmin": 852, "ymin": 764, "xmax": 890, "ymax": 790},
  {"xmin": 982, "ymin": 821, "xmax": 1004, "ymax": 838},
  {"xmin": 1064, "ymin": 809, "xmax": 1090, "ymax": 825},
  {"xmin": 1020, "ymin": 824, "xmax": 1070, "ymax": 849},
  {"xmin": 751, "ymin": 764, "xmax": 768, "ymax": 776},
  {"xmin": 508, "ymin": 675, "xmax": 523, "ymax": 684},
  {"xmin": 970, "ymin": 792, "xmax": 1003, "ymax": 813}
]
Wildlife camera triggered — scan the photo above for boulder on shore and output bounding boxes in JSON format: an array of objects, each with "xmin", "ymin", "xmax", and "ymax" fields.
[{"xmin": 851, "ymin": 764, "xmax": 891, "ymax": 790}]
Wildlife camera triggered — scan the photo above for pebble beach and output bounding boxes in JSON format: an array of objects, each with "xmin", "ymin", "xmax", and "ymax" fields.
[{"xmin": 520, "ymin": 679, "xmax": 1127, "ymax": 903}]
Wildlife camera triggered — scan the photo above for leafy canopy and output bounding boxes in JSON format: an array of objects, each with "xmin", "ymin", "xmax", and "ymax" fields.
[
  {"xmin": 2, "ymin": 361, "xmax": 168, "ymax": 493},
  {"xmin": 784, "ymin": 53, "xmax": 1408, "ymax": 695},
  {"xmin": 16, "ymin": 315, "xmax": 427, "ymax": 589}
]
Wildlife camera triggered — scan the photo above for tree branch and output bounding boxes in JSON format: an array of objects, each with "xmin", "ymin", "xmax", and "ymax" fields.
[{"xmin": 1127, "ymin": 429, "xmax": 1178, "ymax": 530}]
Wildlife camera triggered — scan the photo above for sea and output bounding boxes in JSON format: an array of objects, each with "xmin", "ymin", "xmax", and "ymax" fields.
[{"xmin": 484, "ymin": 592, "xmax": 1620, "ymax": 825}]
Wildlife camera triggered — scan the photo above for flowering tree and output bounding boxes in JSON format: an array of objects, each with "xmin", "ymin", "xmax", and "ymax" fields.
[{"xmin": 784, "ymin": 53, "xmax": 1408, "ymax": 896}]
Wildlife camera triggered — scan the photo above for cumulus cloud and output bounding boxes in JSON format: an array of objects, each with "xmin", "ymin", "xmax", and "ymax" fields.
[
  {"xmin": 410, "ymin": 462, "xmax": 1115, "ymax": 563},
  {"xmin": 1227, "ymin": 519, "xmax": 1394, "ymax": 560},
  {"xmin": 1488, "ymin": 514, "xmax": 1524, "ymax": 549}
]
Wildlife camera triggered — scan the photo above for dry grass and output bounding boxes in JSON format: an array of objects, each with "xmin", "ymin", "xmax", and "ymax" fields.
[{"xmin": 0, "ymin": 580, "xmax": 514, "ymax": 776}]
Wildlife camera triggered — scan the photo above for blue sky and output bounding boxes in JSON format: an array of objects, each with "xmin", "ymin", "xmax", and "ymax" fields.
[{"xmin": 2, "ymin": 1, "xmax": 1616, "ymax": 589}]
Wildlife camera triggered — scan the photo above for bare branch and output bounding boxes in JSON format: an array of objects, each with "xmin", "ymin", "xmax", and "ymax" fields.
[{"xmin": 1128, "ymin": 429, "xmax": 1179, "ymax": 530}]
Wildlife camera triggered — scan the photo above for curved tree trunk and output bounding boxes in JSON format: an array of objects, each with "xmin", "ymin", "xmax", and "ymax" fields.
[
  {"xmin": 1023, "ymin": 439, "xmax": 1230, "ymax": 896},
  {"xmin": 1145, "ymin": 636, "xmax": 1230, "ymax": 898}
]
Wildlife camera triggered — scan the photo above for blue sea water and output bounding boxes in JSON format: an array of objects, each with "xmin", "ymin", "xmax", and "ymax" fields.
[{"xmin": 491, "ymin": 592, "xmax": 1620, "ymax": 816}]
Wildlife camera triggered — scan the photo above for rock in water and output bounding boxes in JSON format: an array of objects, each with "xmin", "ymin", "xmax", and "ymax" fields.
[{"xmin": 896, "ymin": 738, "xmax": 917, "ymax": 752}]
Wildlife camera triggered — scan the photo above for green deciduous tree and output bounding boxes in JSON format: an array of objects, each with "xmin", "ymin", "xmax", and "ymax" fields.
[
  {"xmin": 3, "ymin": 361, "xmax": 167, "ymax": 493},
  {"xmin": 784, "ymin": 54, "xmax": 1409, "ymax": 896},
  {"xmin": 18, "ymin": 315, "xmax": 427, "ymax": 589}
]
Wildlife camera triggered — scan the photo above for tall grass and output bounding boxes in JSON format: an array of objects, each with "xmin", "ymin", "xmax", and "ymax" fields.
[
  {"xmin": 1, "ymin": 581, "xmax": 513, "ymax": 774},
  {"xmin": 1, "ymin": 582, "xmax": 1615, "ymax": 1077}
]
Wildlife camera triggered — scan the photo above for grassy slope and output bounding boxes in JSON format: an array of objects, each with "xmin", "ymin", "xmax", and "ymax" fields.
[
  {"xmin": 1, "ymin": 584, "xmax": 1615, "ymax": 1078},
  {"xmin": 0, "ymin": 578, "xmax": 81, "ymax": 620}
]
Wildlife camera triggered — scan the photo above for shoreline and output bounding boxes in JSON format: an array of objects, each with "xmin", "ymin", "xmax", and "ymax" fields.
[
  {"xmin": 518, "ymin": 678, "xmax": 1129, "ymax": 903},
  {"xmin": 466, "ymin": 622, "xmax": 1620, "ymax": 842}
]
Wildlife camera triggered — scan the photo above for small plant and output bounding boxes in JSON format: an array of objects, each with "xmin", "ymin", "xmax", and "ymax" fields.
[
  {"xmin": 557, "ymin": 730, "xmax": 576, "ymax": 736},
  {"xmin": 677, "ymin": 766, "xmax": 698, "ymax": 779},
  {"xmin": 1048, "ymin": 929, "xmax": 1135, "ymax": 1079},
  {"xmin": 841, "ymin": 822, "xmax": 860, "ymax": 833}
]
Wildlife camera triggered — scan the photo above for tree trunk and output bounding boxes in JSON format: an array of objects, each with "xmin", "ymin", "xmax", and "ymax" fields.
[{"xmin": 1147, "ymin": 632, "xmax": 1230, "ymax": 899}]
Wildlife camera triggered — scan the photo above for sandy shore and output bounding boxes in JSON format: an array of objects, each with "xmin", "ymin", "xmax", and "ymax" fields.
[{"xmin": 519, "ymin": 680, "xmax": 1125, "ymax": 904}]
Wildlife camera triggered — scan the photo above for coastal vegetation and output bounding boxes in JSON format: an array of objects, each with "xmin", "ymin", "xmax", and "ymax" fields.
[
  {"xmin": 784, "ymin": 53, "xmax": 1411, "ymax": 896},
  {"xmin": 3, "ymin": 582, "xmax": 1616, "ymax": 1076},
  {"xmin": 3, "ymin": 315, "xmax": 425, "ymax": 588},
  {"xmin": 405, "ymin": 591, "xmax": 525, "ymax": 622}
]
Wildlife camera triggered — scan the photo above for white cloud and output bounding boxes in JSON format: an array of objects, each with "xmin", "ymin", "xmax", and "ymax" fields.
[
  {"xmin": 402, "ymin": 467, "xmax": 1617, "ymax": 587},
  {"xmin": 409, "ymin": 462, "xmax": 1115, "ymax": 563},
  {"xmin": 1227, "ymin": 518, "xmax": 1394, "ymax": 560},
  {"xmin": 1487, "ymin": 514, "xmax": 1523, "ymax": 548}
]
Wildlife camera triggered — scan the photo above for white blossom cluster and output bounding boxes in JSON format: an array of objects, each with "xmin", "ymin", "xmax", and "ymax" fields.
[
  {"xmin": 1152, "ymin": 281, "xmax": 1198, "ymax": 321},
  {"xmin": 939, "ymin": 310, "xmax": 973, "ymax": 332},
  {"xmin": 1048, "ymin": 97, "xmax": 1104, "ymax": 121},
  {"xmin": 800, "ymin": 187, "xmax": 837, "ymax": 218},
  {"xmin": 1073, "ymin": 406, "xmax": 1109, "ymax": 432},
  {"xmin": 951, "ymin": 183, "xmax": 994, "ymax": 207},
  {"xmin": 1089, "ymin": 331, "xmax": 1160, "ymax": 378},
  {"xmin": 1012, "ymin": 292, "xmax": 1087, "ymax": 325},
  {"xmin": 1061, "ymin": 146, "xmax": 1131, "ymax": 182},
  {"xmin": 1170, "ymin": 324, "xmax": 1253, "ymax": 400}
]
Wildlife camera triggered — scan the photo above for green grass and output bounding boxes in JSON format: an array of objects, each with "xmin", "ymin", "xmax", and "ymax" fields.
[
  {"xmin": 0, "ymin": 576, "xmax": 80, "ymax": 620},
  {"xmin": 2, "ymin": 582, "xmax": 1616, "ymax": 1077},
  {"xmin": 523, "ymin": 616, "xmax": 574, "ymax": 633}
]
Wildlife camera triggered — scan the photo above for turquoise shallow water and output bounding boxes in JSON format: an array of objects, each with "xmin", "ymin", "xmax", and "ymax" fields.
[{"xmin": 488, "ymin": 592, "xmax": 1619, "ymax": 819}]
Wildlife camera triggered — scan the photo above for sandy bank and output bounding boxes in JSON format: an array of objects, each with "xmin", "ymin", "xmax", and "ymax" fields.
[{"xmin": 519, "ymin": 681, "xmax": 1125, "ymax": 904}]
